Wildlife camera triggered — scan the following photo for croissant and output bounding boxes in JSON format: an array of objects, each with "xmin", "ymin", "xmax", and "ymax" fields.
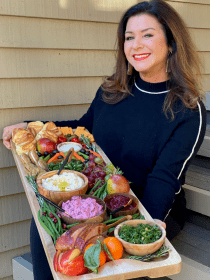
[
  {"xmin": 35, "ymin": 130, "xmax": 58, "ymax": 143},
  {"xmin": 35, "ymin": 122, "xmax": 63, "ymax": 142},
  {"xmin": 12, "ymin": 128, "xmax": 36, "ymax": 155},
  {"xmin": 27, "ymin": 121, "xmax": 44, "ymax": 136}
]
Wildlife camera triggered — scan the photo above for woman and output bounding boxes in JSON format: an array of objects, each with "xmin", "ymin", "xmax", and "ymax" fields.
[{"xmin": 3, "ymin": 0, "xmax": 206, "ymax": 279}]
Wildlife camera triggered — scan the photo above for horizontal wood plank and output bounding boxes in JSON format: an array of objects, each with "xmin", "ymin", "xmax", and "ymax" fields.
[
  {"xmin": 0, "ymin": 104, "xmax": 89, "ymax": 143},
  {"xmin": 169, "ymin": 254, "xmax": 210, "ymax": 280},
  {"xmin": 175, "ymin": 224, "xmax": 210, "ymax": 253},
  {"xmin": 203, "ymin": 75, "xmax": 210, "ymax": 92},
  {"xmin": 0, "ymin": 167, "xmax": 24, "ymax": 197},
  {"xmin": 0, "ymin": 77, "xmax": 101, "ymax": 109},
  {"xmin": 197, "ymin": 134, "xmax": 210, "ymax": 157},
  {"xmin": 0, "ymin": 219, "xmax": 31, "ymax": 253},
  {"xmin": 0, "ymin": 75, "xmax": 208, "ymax": 110},
  {"xmin": 183, "ymin": 184, "xmax": 210, "ymax": 217},
  {"xmin": 171, "ymin": 0, "xmax": 210, "ymax": 4},
  {"xmin": 0, "ymin": 141, "xmax": 15, "ymax": 168},
  {"xmin": 1, "ymin": 49, "xmax": 209, "ymax": 79},
  {"xmin": 0, "ymin": 193, "xmax": 32, "ymax": 226},
  {"xmin": 168, "ymin": 1, "xmax": 210, "ymax": 28},
  {"xmin": 189, "ymin": 29, "xmax": 210, "ymax": 52},
  {"xmin": 0, "ymin": 16, "xmax": 117, "ymax": 50},
  {"xmin": 185, "ymin": 164, "xmax": 210, "ymax": 192},
  {"xmin": 1, "ymin": 15, "xmax": 210, "ymax": 52},
  {"xmin": 0, "ymin": 49, "xmax": 116, "ymax": 78},
  {"xmin": 0, "ymin": 0, "xmax": 138, "ymax": 22},
  {"xmin": 171, "ymin": 237, "xmax": 210, "ymax": 267},
  {"xmin": 0, "ymin": 245, "xmax": 30, "ymax": 279},
  {"xmin": 0, "ymin": 0, "xmax": 209, "ymax": 29}
]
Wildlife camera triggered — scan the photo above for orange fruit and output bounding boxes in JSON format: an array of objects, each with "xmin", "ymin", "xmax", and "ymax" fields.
[
  {"xmin": 103, "ymin": 237, "xmax": 124, "ymax": 260},
  {"xmin": 84, "ymin": 243, "xmax": 106, "ymax": 267}
]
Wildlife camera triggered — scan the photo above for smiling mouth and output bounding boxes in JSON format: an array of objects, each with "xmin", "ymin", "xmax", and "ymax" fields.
[{"xmin": 133, "ymin": 54, "xmax": 150, "ymax": 61}]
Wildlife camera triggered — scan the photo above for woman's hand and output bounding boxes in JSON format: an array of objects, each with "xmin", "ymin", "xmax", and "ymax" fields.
[
  {"xmin": 154, "ymin": 219, "xmax": 166, "ymax": 230},
  {"xmin": 3, "ymin": 123, "xmax": 27, "ymax": 149}
]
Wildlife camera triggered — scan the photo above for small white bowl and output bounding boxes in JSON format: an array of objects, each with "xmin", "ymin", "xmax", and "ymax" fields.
[
  {"xmin": 114, "ymin": 219, "xmax": 166, "ymax": 256},
  {"xmin": 57, "ymin": 142, "xmax": 82, "ymax": 153}
]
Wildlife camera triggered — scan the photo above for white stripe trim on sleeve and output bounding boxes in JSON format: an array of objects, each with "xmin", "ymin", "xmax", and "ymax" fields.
[
  {"xmin": 164, "ymin": 102, "xmax": 203, "ymax": 221},
  {"xmin": 175, "ymin": 102, "xmax": 202, "ymax": 194}
]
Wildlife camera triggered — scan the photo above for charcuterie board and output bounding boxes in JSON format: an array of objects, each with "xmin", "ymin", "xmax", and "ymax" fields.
[{"xmin": 11, "ymin": 141, "xmax": 181, "ymax": 279}]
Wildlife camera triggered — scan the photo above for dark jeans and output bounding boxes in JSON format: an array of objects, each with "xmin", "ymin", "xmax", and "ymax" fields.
[{"xmin": 30, "ymin": 217, "xmax": 53, "ymax": 280}]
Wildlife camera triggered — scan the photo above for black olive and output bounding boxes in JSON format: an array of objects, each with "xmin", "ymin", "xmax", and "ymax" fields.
[
  {"xmin": 58, "ymin": 155, "xmax": 64, "ymax": 159},
  {"xmin": 50, "ymin": 152, "xmax": 54, "ymax": 157},
  {"xmin": 44, "ymin": 151, "xmax": 49, "ymax": 157},
  {"xmin": 80, "ymin": 149, "xmax": 86, "ymax": 154},
  {"xmin": 84, "ymin": 159, "xmax": 89, "ymax": 163},
  {"xmin": 52, "ymin": 150, "xmax": 59, "ymax": 154},
  {"xmin": 37, "ymin": 152, "xmax": 42, "ymax": 157},
  {"xmin": 85, "ymin": 150, "xmax": 90, "ymax": 155}
]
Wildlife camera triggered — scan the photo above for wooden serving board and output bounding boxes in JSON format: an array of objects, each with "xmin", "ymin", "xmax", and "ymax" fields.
[{"xmin": 11, "ymin": 142, "xmax": 181, "ymax": 280}]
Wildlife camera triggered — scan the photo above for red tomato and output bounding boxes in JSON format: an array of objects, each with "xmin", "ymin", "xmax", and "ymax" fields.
[
  {"xmin": 71, "ymin": 137, "xmax": 81, "ymax": 143},
  {"xmin": 81, "ymin": 143, "xmax": 87, "ymax": 149},
  {"xmin": 57, "ymin": 136, "xmax": 67, "ymax": 144}
]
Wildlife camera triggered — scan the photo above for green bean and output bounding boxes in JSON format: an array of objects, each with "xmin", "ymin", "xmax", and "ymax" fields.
[
  {"xmin": 53, "ymin": 212, "xmax": 63, "ymax": 235},
  {"xmin": 66, "ymin": 223, "xmax": 79, "ymax": 229},
  {"xmin": 88, "ymin": 180, "xmax": 102, "ymax": 194},
  {"xmin": 46, "ymin": 216, "xmax": 60, "ymax": 237},
  {"xmin": 103, "ymin": 216, "xmax": 125, "ymax": 224},
  {"xmin": 37, "ymin": 210, "xmax": 56, "ymax": 242},
  {"xmin": 92, "ymin": 187, "xmax": 101, "ymax": 197},
  {"xmin": 42, "ymin": 215, "xmax": 57, "ymax": 242}
]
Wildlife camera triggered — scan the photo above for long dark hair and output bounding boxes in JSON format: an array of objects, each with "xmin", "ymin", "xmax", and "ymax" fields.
[{"xmin": 101, "ymin": 0, "xmax": 204, "ymax": 119}]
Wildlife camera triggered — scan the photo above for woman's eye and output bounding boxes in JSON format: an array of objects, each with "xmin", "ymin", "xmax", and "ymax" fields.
[
  {"xmin": 125, "ymin": 36, "xmax": 134, "ymax": 41},
  {"xmin": 144, "ymin": 34, "xmax": 153, "ymax": 38}
]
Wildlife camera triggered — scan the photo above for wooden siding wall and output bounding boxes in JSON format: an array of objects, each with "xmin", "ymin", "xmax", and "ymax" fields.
[{"xmin": 0, "ymin": 0, "xmax": 209, "ymax": 279}]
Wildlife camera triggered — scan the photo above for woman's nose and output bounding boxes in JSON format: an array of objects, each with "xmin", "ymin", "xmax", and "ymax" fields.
[{"xmin": 132, "ymin": 37, "xmax": 143, "ymax": 49}]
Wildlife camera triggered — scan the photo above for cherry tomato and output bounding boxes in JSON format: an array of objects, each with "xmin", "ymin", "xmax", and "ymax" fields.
[
  {"xmin": 71, "ymin": 137, "xmax": 81, "ymax": 143},
  {"xmin": 81, "ymin": 143, "xmax": 87, "ymax": 149},
  {"xmin": 57, "ymin": 136, "xmax": 67, "ymax": 144}
]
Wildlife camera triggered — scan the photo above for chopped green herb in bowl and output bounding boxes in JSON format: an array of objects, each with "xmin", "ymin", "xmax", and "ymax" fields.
[
  {"xmin": 119, "ymin": 223, "xmax": 162, "ymax": 244},
  {"xmin": 114, "ymin": 219, "xmax": 166, "ymax": 256}
]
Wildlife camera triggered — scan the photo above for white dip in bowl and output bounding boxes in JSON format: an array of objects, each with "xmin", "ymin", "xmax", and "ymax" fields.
[
  {"xmin": 42, "ymin": 172, "xmax": 84, "ymax": 191},
  {"xmin": 57, "ymin": 142, "xmax": 82, "ymax": 153}
]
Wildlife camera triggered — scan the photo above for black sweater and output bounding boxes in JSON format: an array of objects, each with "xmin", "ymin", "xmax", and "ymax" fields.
[{"xmin": 54, "ymin": 76, "xmax": 206, "ymax": 224}]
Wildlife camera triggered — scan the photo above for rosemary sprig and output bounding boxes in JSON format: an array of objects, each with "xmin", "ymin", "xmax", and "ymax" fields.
[
  {"xmin": 126, "ymin": 245, "xmax": 170, "ymax": 261},
  {"xmin": 26, "ymin": 175, "xmax": 44, "ymax": 207}
]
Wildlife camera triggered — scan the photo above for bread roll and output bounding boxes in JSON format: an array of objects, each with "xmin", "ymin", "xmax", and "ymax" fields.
[
  {"xmin": 12, "ymin": 128, "xmax": 36, "ymax": 155},
  {"xmin": 42, "ymin": 122, "xmax": 57, "ymax": 131},
  {"xmin": 12, "ymin": 128, "xmax": 35, "ymax": 146},
  {"xmin": 36, "ymin": 130, "xmax": 58, "ymax": 143},
  {"xmin": 27, "ymin": 121, "xmax": 44, "ymax": 135}
]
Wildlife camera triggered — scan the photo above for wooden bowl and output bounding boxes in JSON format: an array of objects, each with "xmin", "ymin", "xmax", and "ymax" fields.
[
  {"xmin": 114, "ymin": 219, "xmax": 166, "ymax": 256},
  {"xmin": 58, "ymin": 195, "xmax": 107, "ymax": 224},
  {"xmin": 104, "ymin": 193, "xmax": 139, "ymax": 217},
  {"xmin": 37, "ymin": 170, "xmax": 88, "ymax": 204},
  {"xmin": 57, "ymin": 142, "xmax": 82, "ymax": 153}
]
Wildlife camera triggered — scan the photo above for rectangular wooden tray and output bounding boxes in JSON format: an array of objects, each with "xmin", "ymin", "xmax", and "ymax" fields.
[{"xmin": 11, "ymin": 142, "xmax": 181, "ymax": 279}]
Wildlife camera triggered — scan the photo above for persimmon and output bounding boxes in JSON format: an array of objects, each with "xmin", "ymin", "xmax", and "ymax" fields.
[
  {"xmin": 103, "ymin": 237, "xmax": 124, "ymax": 260},
  {"xmin": 84, "ymin": 243, "xmax": 106, "ymax": 267}
]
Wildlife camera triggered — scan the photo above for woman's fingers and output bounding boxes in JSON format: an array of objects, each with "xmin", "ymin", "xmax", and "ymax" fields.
[
  {"xmin": 154, "ymin": 219, "xmax": 166, "ymax": 229},
  {"xmin": 2, "ymin": 123, "xmax": 27, "ymax": 150},
  {"xmin": 3, "ymin": 138, "xmax": 11, "ymax": 149}
]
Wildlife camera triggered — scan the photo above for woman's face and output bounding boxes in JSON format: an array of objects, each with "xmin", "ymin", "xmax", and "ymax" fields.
[{"xmin": 124, "ymin": 14, "xmax": 171, "ymax": 82}]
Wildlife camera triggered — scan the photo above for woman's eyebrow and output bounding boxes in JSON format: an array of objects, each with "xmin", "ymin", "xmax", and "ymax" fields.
[{"xmin": 125, "ymin": 27, "xmax": 155, "ymax": 34}]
